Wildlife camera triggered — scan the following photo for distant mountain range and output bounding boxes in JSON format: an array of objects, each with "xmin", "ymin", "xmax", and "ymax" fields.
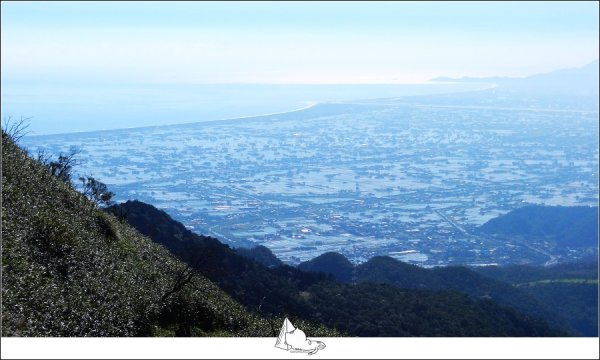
[{"xmin": 431, "ymin": 60, "xmax": 599, "ymax": 96}]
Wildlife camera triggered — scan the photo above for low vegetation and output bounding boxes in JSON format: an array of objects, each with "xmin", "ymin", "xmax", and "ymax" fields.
[{"xmin": 2, "ymin": 131, "xmax": 336, "ymax": 336}]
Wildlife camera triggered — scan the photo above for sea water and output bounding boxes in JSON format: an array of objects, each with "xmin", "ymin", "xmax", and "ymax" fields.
[{"xmin": 2, "ymin": 82, "xmax": 489, "ymax": 135}]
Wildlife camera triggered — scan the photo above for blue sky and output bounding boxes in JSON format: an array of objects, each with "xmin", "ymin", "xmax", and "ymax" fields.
[{"xmin": 2, "ymin": 1, "xmax": 599, "ymax": 84}]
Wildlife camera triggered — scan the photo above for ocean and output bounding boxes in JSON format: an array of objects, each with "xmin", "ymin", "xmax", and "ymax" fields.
[{"xmin": 1, "ymin": 82, "xmax": 490, "ymax": 135}]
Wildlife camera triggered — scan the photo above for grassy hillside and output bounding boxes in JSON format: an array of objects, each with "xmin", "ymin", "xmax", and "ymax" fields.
[{"xmin": 1, "ymin": 132, "xmax": 332, "ymax": 337}]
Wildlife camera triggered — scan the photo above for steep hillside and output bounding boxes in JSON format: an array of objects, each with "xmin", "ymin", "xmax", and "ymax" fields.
[
  {"xmin": 1, "ymin": 132, "xmax": 327, "ymax": 337},
  {"xmin": 111, "ymin": 201, "xmax": 567, "ymax": 336},
  {"xmin": 477, "ymin": 205, "xmax": 599, "ymax": 248},
  {"xmin": 106, "ymin": 200, "xmax": 329, "ymax": 319}
]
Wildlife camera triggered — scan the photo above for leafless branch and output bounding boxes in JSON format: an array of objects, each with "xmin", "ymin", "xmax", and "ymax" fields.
[
  {"xmin": 161, "ymin": 265, "xmax": 196, "ymax": 303},
  {"xmin": 2, "ymin": 115, "xmax": 32, "ymax": 143}
]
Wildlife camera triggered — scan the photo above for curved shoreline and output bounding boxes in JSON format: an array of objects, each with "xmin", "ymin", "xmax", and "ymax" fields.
[
  {"xmin": 27, "ymin": 100, "xmax": 321, "ymax": 138},
  {"xmin": 24, "ymin": 82, "xmax": 493, "ymax": 138}
]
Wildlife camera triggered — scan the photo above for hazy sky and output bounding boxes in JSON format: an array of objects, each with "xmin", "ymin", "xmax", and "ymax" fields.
[{"xmin": 1, "ymin": 1, "xmax": 599, "ymax": 84}]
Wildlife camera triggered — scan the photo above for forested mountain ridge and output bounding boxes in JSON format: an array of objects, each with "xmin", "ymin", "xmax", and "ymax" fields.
[
  {"xmin": 109, "ymin": 200, "xmax": 567, "ymax": 336},
  {"xmin": 236, "ymin": 245, "xmax": 284, "ymax": 268},
  {"xmin": 298, "ymin": 251, "xmax": 598, "ymax": 336},
  {"xmin": 299, "ymin": 253, "xmax": 569, "ymax": 333},
  {"xmin": 298, "ymin": 251, "xmax": 354, "ymax": 282},
  {"xmin": 474, "ymin": 261, "xmax": 599, "ymax": 336}
]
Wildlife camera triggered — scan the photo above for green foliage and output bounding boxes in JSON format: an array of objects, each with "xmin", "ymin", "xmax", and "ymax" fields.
[
  {"xmin": 1, "ymin": 134, "xmax": 280, "ymax": 337},
  {"xmin": 304, "ymin": 282, "xmax": 564, "ymax": 337},
  {"xmin": 521, "ymin": 282, "xmax": 598, "ymax": 337},
  {"xmin": 297, "ymin": 254, "xmax": 569, "ymax": 334},
  {"xmin": 475, "ymin": 262, "xmax": 598, "ymax": 336},
  {"xmin": 110, "ymin": 201, "xmax": 566, "ymax": 337},
  {"xmin": 42, "ymin": 146, "xmax": 82, "ymax": 184},
  {"xmin": 79, "ymin": 176, "xmax": 115, "ymax": 207},
  {"xmin": 106, "ymin": 200, "xmax": 330, "ymax": 321},
  {"xmin": 476, "ymin": 261, "xmax": 599, "ymax": 284}
]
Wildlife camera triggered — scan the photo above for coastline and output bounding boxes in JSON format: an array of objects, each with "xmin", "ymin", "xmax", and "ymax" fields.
[
  {"xmin": 25, "ymin": 100, "xmax": 321, "ymax": 138},
  {"xmin": 20, "ymin": 82, "xmax": 493, "ymax": 138}
]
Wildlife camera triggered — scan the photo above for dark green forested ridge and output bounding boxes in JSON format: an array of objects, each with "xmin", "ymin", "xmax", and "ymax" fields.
[
  {"xmin": 474, "ymin": 262, "xmax": 599, "ymax": 336},
  {"xmin": 110, "ymin": 200, "xmax": 567, "ymax": 336},
  {"xmin": 236, "ymin": 245, "xmax": 284, "ymax": 268},
  {"xmin": 1, "ymin": 132, "xmax": 335, "ymax": 337},
  {"xmin": 298, "ymin": 252, "xmax": 354, "ymax": 283},
  {"xmin": 106, "ymin": 199, "xmax": 328, "ymax": 319},
  {"xmin": 476, "ymin": 205, "xmax": 598, "ymax": 247},
  {"xmin": 298, "ymin": 251, "xmax": 598, "ymax": 336},
  {"xmin": 299, "ymin": 253, "xmax": 572, "ymax": 334},
  {"xmin": 475, "ymin": 261, "xmax": 598, "ymax": 284}
]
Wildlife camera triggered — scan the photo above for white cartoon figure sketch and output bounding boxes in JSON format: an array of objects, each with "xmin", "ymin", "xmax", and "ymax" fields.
[{"xmin": 275, "ymin": 318, "xmax": 326, "ymax": 355}]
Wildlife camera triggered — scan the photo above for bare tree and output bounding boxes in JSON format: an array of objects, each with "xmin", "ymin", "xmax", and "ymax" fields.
[
  {"xmin": 79, "ymin": 175, "xmax": 115, "ymax": 207},
  {"xmin": 48, "ymin": 146, "xmax": 81, "ymax": 183},
  {"xmin": 258, "ymin": 296, "xmax": 278, "ymax": 337},
  {"xmin": 1, "ymin": 115, "xmax": 32, "ymax": 142},
  {"xmin": 36, "ymin": 148, "xmax": 53, "ymax": 165},
  {"xmin": 161, "ymin": 265, "xmax": 196, "ymax": 303}
]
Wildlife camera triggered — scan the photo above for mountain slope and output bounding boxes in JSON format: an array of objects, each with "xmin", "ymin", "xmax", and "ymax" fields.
[
  {"xmin": 299, "ymin": 253, "xmax": 571, "ymax": 334},
  {"xmin": 112, "ymin": 200, "xmax": 567, "ymax": 336},
  {"xmin": 1, "ymin": 132, "xmax": 290, "ymax": 337},
  {"xmin": 357, "ymin": 256, "xmax": 565, "ymax": 331},
  {"xmin": 106, "ymin": 200, "xmax": 329, "ymax": 319},
  {"xmin": 236, "ymin": 245, "xmax": 284, "ymax": 268},
  {"xmin": 297, "ymin": 252, "xmax": 354, "ymax": 282},
  {"xmin": 475, "ymin": 261, "xmax": 599, "ymax": 336}
]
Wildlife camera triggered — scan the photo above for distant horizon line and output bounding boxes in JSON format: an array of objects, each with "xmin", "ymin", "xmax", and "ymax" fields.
[
  {"xmin": 4, "ymin": 57, "xmax": 597, "ymax": 87},
  {"xmin": 2, "ymin": 80, "xmax": 496, "ymax": 86}
]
